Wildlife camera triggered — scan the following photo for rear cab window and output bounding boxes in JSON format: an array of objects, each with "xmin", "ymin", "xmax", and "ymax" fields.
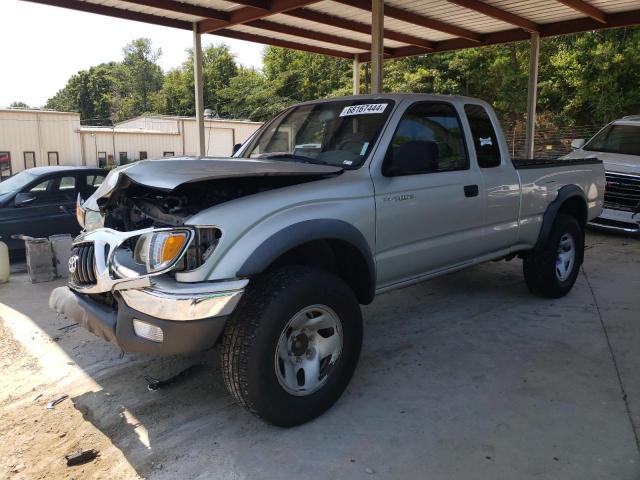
[{"xmin": 464, "ymin": 104, "xmax": 502, "ymax": 168}]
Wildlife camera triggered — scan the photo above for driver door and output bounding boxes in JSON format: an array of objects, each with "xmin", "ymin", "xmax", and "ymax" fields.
[{"xmin": 373, "ymin": 101, "xmax": 485, "ymax": 287}]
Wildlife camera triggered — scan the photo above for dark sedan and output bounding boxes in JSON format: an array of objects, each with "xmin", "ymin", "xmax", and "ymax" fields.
[{"xmin": 0, "ymin": 166, "xmax": 106, "ymax": 260}]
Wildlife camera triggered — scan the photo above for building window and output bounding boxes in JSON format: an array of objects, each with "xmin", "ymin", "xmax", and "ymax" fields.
[
  {"xmin": 119, "ymin": 152, "xmax": 128, "ymax": 164},
  {"xmin": 139, "ymin": 151, "xmax": 148, "ymax": 160},
  {"xmin": 0, "ymin": 151, "xmax": 11, "ymax": 180},
  {"xmin": 24, "ymin": 151, "xmax": 36, "ymax": 169},
  {"xmin": 163, "ymin": 151, "xmax": 175, "ymax": 157},
  {"xmin": 48, "ymin": 151, "xmax": 59, "ymax": 166},
  {"xmin": 97, "ymin": 151, "xmax": 107, "ymax": 168}
]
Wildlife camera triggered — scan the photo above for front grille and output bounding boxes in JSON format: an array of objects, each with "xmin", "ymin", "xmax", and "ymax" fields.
[
  {"xmin": 604, "ymin": 172, "xmax": 640, "ymax": 212},
  {"xmin": 70, "ymin": 243, "xmax": 97, "ymax": 286}
]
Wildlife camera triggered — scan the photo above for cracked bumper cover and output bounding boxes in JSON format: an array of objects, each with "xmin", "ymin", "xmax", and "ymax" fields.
[{"xmin": 49, "ymin": 279, "xmax": 246, "ymax": 354}]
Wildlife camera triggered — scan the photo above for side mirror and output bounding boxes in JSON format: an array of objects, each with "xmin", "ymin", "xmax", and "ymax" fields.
[
  {"xmin": 232, "ymin": 143, "xmax": 242, "ymax": 155},
  {"xmin": 14, "ymin": 192, "xmax": 36, "ymax": 207},
  {"xmin": 571, "ymin": 139, "xmax": 586, "ymax": 150},
  {"xmin": 385, "ymin": 141, "xmax": 439, "ymax": 176}
]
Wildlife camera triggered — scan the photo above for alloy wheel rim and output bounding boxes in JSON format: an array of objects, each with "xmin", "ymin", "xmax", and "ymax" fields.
[
  {"xmin": 274, "ymin": 304, "xmax": 343, "ymax": 396},
  {"xmin": 556, "ymin": 233, "xmax": 576, "ymax": 282}
]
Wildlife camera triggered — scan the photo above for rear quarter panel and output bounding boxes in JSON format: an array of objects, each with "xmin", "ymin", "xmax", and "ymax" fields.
[{"xmin": 516, "ymin": 163, "xmax": 605, "ymax": 246}]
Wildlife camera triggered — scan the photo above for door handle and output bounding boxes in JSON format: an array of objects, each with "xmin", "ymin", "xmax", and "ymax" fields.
[{"xmin": 464, "ymin": 184, "xmax": 479, "ymax": 197}]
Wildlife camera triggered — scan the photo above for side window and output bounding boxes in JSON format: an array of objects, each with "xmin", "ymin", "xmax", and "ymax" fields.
[
  {"xmin": 28, "ymin": 176, "xmax": 75, "ymax": 202},
  {"xmin": 59, "ymin": 176, "xmax": 76, "ymax": 191},
  {"xmin": 385, "ymin": 102, "xmax": 467, "ymax": 176},
  {"xmin": 87, "ymin": 175, "xmax": 104, "ymax": 187},
  {"xmin": 29, "ymin": 179, "xmax": 52, "ymax": 193},
  {"xmin": 464, "ymin": 104, "xmax": 501, "ymax": 168}
]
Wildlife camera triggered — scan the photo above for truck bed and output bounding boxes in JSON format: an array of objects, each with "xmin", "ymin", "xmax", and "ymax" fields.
[
  {"xmin": 512, "ymin": 157, "xmax": 602, "ymax": 169},
  {"xmin": 512, "ymin": 157, "xmax": 605, "ymax": 247}
]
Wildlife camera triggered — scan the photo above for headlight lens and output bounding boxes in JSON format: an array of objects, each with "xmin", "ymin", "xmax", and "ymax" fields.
[
  {"xmin": 134, "ymin": 230, "xmax": 191, "ymax": 273},
  {"xmin": 84, "ymin": 210, "xmax": 104, "ymax": 232},
  {"xmin": 76, "ymin": 195, "xmax": 86, "ymax": 229}
]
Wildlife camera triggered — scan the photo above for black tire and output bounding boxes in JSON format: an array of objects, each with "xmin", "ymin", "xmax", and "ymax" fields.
[
  {"xmin": 221, "ymin": 266, "xmax": 363, "ymax": 427},
  {"xmin": 523, "ymin": 213, "xmax": 584, "ymax": 298}
]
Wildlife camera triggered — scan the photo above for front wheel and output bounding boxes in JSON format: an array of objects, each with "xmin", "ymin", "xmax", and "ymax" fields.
[
  {"xmin": 221, "ymin": 266, "xmax": 362, "ymax": 427},
  {"xmin": 523, "ymin": 214, "xmax": 584, "ymax": 298}
]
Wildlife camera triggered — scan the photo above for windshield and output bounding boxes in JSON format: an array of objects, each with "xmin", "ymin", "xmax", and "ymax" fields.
[
  {"xmin": 584, "ymin": 124, "xmax": 640, "ymax": 156},
  {"xmin": 0, "ymin": 170, "xmax": 37, "ymax": 195},
  {"xmin": 240, "ymin": 99, "xmax": 395, "ymax": 168}
]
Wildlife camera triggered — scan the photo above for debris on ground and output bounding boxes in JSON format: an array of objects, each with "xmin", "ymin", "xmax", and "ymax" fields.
[
  {"xmin": 65, "ymin": 449, "xmax": 99, "ymax": 466},
  {"xmin": 46, "ymin": 394, "xmax": 68, "ymax": 409},
  {"xmin": 143, "ymin": 363, "xmax": 205, "ymax": 391}
]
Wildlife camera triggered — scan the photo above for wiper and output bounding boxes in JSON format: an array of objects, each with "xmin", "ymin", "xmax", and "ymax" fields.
[{"xmin": 257, "ymin": 153, "xmax": 329, "ymax": 165}]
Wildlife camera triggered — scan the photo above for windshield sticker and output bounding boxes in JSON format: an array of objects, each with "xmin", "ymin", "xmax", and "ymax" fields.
[
  {"xmin": 359, "ymin": 142, "xmax": 369, "ymax": 156},
  {"xmin": 340, "ymin": 103, "xmax": 388, "ymax": 117},
  {"xmin": 479, "ymin": 137, "xmax": 493, "ymax": 147}
]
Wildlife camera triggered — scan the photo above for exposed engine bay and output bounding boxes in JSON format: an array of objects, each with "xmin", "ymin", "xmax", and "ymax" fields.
[{"xmin": 99, "ymin": 174, "xmax": 334, "ymax": 232}]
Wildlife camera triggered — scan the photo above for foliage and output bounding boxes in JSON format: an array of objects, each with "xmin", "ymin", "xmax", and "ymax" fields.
[
  {"xmin": 45, "ymin": 27, "xmax": 640, "ymax": 129},
  {"xmin": 9, "ymin": 101, "xmax": 29, "ymax": 108}
]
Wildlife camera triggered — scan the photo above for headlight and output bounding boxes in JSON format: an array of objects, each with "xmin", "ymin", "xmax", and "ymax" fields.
[
  {"xmin": 76, "ymin": 195, "xmax": 86, "ymax": 228},
  {"xmin": 134, "ymin": 229, "xmax": 191, "ymax": 273},
  {"xmin": 84, "ymin": 210, "xmax": 104, "ymax": 232}
]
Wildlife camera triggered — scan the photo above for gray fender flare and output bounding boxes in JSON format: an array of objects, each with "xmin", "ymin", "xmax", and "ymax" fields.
[
  {"xmin": 237, "ymin": 219, "xmax": 376, "ymax": 303},
  {"xmin": 535, "ymin": 184, "xmax": 587, "ymax": 250}
]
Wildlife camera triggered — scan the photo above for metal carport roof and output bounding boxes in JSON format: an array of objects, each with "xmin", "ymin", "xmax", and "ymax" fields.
[{"xmin": 20, "ymin": 0, "xmax": 640, "ymax": 60}]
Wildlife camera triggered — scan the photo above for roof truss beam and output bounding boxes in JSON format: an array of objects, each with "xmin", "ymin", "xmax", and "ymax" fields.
[
  {"xmin": 447, "ymin": 0, "xmax": 540, "ymax": 33},
  {"xmin": 332, "ymin": 0, "xmax": 482, "ymax": 43},
  {"xmin": 285, "ymin": 8, "xmax": 434, "ymax": 50},
  {"xmin": 247, "ymin": 18, "xmax": 394, "ymax": 54},
  {"xmin": 213, "ymin": 28, "xmax": 353, "ymax": 58},
  {"xmin": 198, "ymin": 0, "xmax": 323, "ymax": 34},
  {"xmin": 118, "ymin": 0, "xmax": 228, "ymax": 21},
  {"xmin": 555, "ymin": 0, "xmax": 608, "ymax": 24}
]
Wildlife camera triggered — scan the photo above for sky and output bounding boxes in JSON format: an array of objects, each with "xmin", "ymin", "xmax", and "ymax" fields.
[{"xmin": 0, "ymin": 0, "xmax": 264, "ymax": 108}]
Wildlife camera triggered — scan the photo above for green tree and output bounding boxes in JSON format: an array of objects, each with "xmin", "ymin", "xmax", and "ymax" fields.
[
  {"xmin": 9, "ymin": 101, "xmax": 29, "ymax": 108},
  {"xmin": 113, "ymin": 38, "xmax": 164, "ymax": 121},
  {"xmin": 45, "ymin": 63, "xmax": 117, "ymax": 125}
]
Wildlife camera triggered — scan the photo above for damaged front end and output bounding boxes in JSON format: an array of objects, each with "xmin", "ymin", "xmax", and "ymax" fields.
[{"xmin": 51, "ymin": 157, "xmax": 342, "ymax": 354}]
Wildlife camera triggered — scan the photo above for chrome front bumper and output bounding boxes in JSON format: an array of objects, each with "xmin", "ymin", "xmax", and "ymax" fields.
[
  {"xmin": 67, "ymin": 227, "xmax": 246, "ymax": 321},
  {"xmin": 118, "ymin": 277, "xmax": 247, "ymax": 321}
]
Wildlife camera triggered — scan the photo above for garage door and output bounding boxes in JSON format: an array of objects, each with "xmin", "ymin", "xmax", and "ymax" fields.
[{"xmin": 207, "ymin": 128, "xmax": 234, "ymax": 157}]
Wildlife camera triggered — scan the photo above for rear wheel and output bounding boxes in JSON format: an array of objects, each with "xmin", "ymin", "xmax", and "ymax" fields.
[
  {"xmin": 523, "ymin": 214, "xmax": 584, "ymax": 298},
  {"xmin": 221, "ymin": 266, "xmax": 362, "ymax": 427}
]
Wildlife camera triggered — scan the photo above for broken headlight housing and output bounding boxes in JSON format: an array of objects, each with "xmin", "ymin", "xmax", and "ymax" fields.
[{"xmin": 134, "ymin": 229, "xmax": 192, "ymax": 273}]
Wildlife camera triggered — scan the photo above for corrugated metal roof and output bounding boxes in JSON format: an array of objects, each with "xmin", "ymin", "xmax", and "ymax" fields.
[{"xmin": 20, "ymin": 1, "xmax": 640, "ymax": 59}]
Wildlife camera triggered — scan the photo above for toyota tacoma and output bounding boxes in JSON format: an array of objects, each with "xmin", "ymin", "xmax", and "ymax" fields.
[{"xmin": 50, "ymin": 94, "xmax": 605, "ymax": 426}]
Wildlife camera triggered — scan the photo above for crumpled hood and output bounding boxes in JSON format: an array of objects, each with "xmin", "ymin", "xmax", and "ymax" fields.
[
  {"xmin": 121, "ymin": 157, "xmax": 343, "ymax": 191},
  {"xmin": 83, "ymin": 157, "xmax": 343, "ymax": 211}
]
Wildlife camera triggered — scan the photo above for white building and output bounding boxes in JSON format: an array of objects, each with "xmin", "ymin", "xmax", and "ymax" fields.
[
  {"xmin": 0, "ymin": 108, "xmax": 263, "ymax": 176},
  {"xmin": 0, "ymin": 108, "xmax": 82, "ymax": 179},
  {"xmin": 81, "ymin": 115, "xmax": 262, "ymax": 167}
]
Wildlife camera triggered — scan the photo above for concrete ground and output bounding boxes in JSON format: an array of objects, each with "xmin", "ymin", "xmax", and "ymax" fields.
[{"xmin": 0, "ymin": 230, "xmax": 638, "ymax": 480}]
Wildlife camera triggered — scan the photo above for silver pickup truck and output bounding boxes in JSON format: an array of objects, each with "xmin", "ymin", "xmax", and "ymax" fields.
[{"xmin": 50, "ymin": 94, "xmax": 605, "ymax": 426}]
